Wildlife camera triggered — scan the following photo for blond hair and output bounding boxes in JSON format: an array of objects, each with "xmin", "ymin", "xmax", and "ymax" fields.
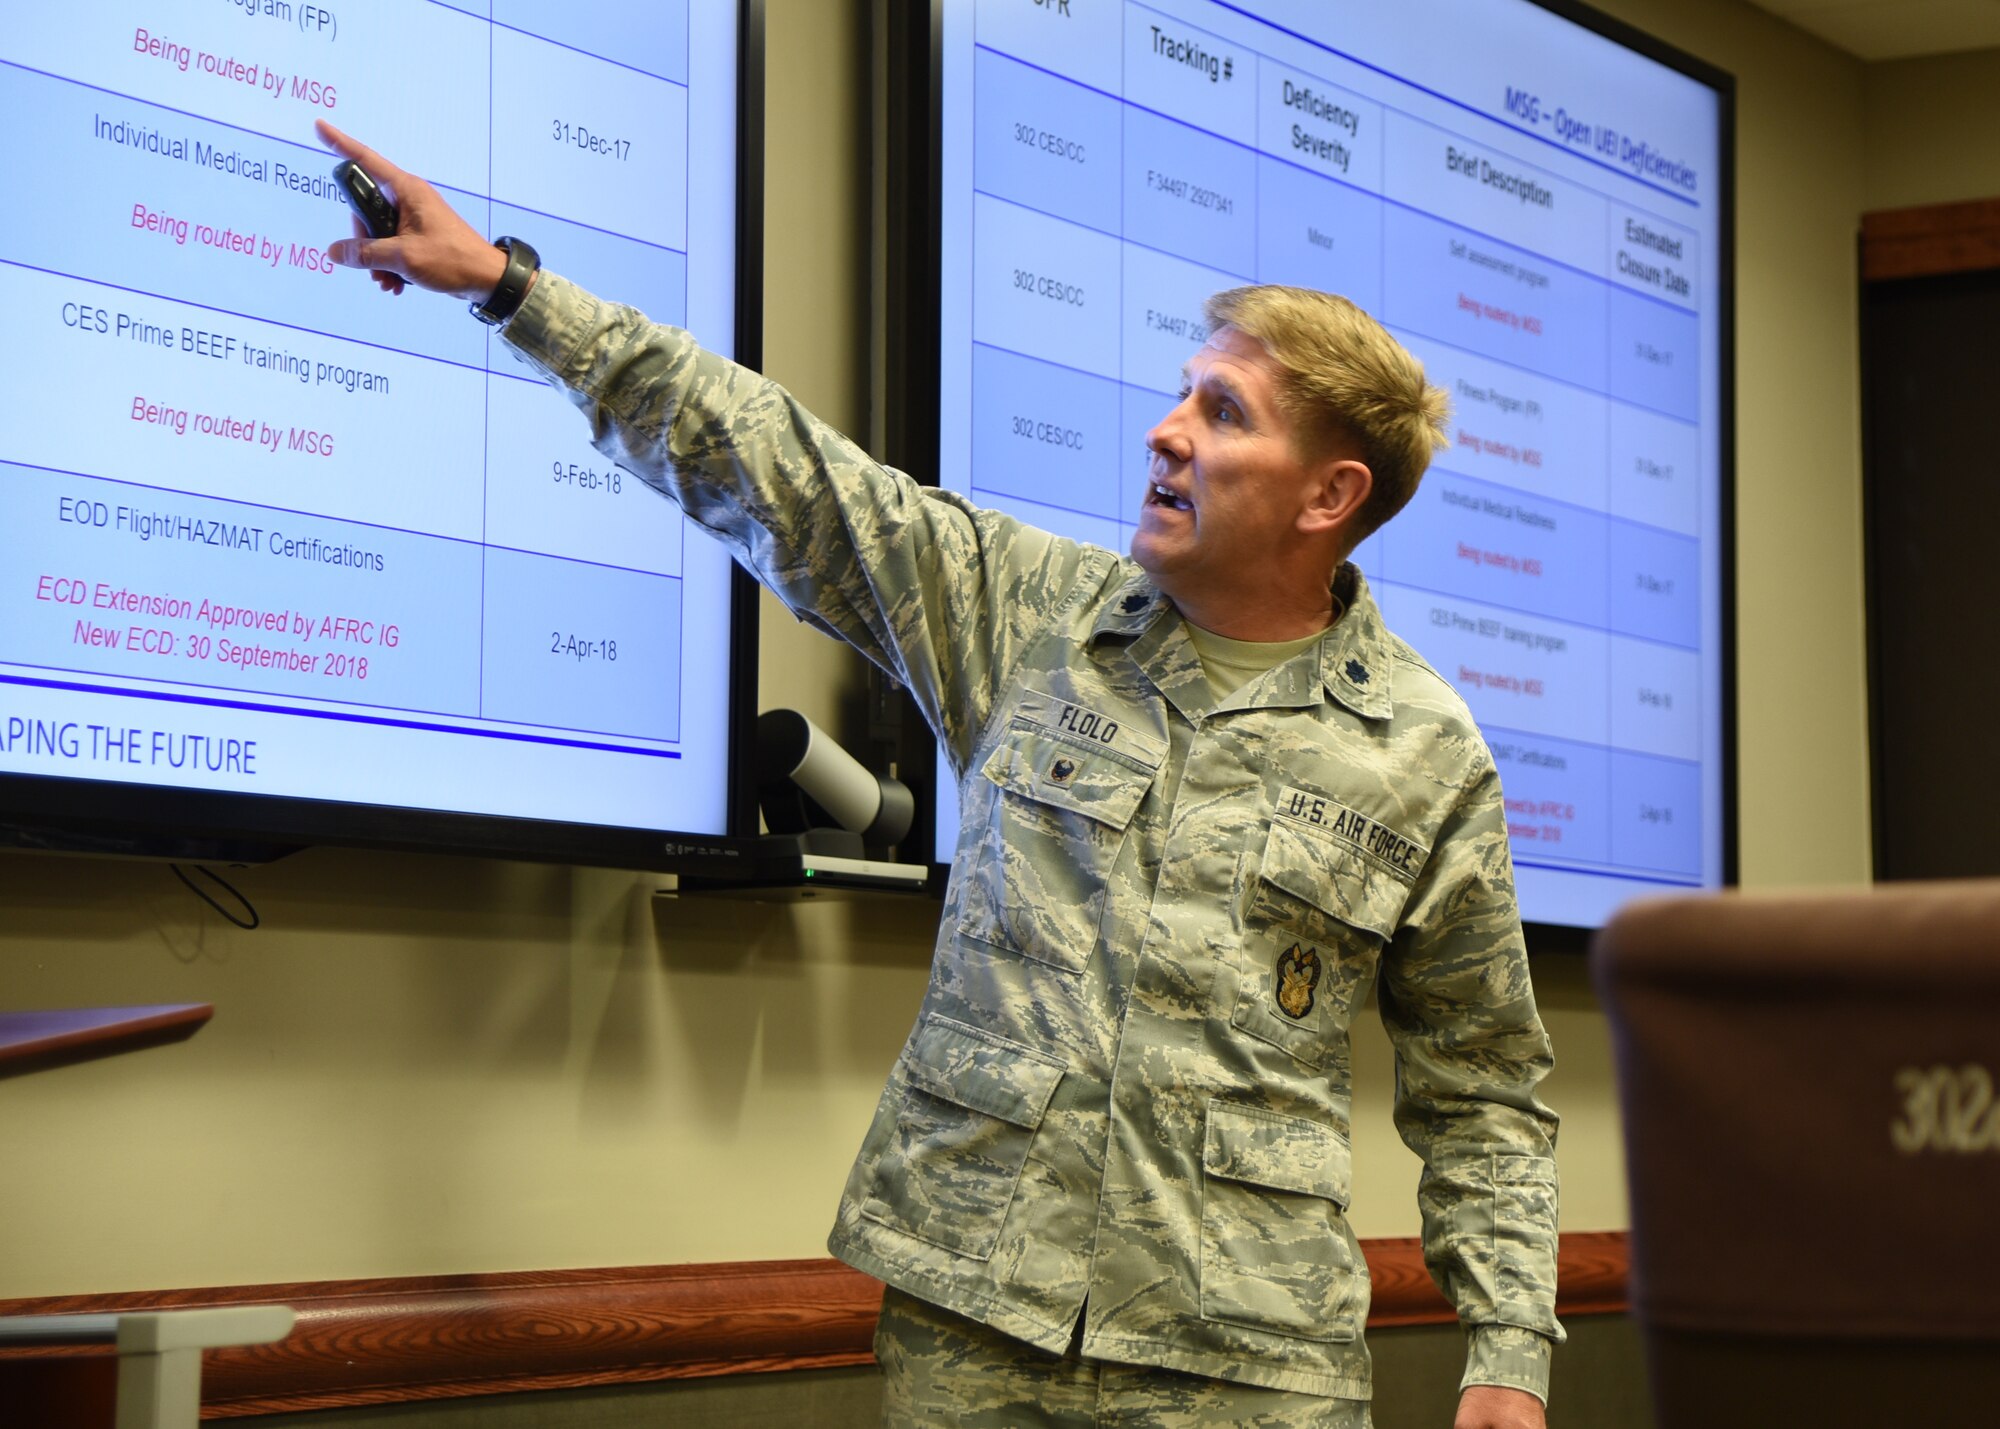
[{"xmin": 1203, "ymin": 285, "xmax": 1448, "ymax": 542}]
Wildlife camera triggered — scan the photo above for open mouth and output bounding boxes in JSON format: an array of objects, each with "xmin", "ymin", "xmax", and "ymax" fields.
[{"xmin": 1148, "ymin": 482, "xmax": 1193, "ymax": 513}]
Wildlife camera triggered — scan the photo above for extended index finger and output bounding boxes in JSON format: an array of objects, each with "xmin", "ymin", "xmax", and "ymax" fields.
[{"xmin": 315, "ymin": 119, "xmax": 413, "ymax": 190}]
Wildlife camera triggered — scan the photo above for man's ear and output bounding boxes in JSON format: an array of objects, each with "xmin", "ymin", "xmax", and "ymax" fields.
[{"xmin": 1299, "ymin": 457, "xmax": 1371, "ymax": 539}]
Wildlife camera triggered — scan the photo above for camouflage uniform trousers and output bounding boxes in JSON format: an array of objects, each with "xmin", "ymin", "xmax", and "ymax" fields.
[{"xmin": 875, "ymin": 1288, "xmax": 1371, "ymax": 1428}]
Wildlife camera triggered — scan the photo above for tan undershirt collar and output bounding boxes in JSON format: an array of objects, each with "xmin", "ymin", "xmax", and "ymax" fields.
[{"xmin": 1184, "ymin": 597, "xmax": 1343, "ymax": 701}]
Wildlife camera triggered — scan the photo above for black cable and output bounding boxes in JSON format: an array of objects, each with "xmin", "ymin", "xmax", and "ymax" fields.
[{"xmin": 169, "ymin": 863, "xmax": 261, "ymax": 930}]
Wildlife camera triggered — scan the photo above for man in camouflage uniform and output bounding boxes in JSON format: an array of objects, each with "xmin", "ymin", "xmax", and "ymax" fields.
[{"xmin": 321, "ymin": 122, "xmax": 1561, "ymax": 1429}]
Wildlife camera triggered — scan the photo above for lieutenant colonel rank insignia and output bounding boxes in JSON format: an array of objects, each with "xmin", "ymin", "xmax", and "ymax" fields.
[
  {"xmin": 1047, "ymin": 757, "xmax": 1078, "ymax": 786},
  {"xmin": 1276, "ymin": 942, "xmax": 1322, "ymax": 1020}
]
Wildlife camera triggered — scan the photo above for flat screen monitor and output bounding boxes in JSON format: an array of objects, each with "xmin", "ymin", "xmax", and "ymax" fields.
[
  {"xmin": 906, "ymin": 0, "xmax": 1735, "ymax": 932},
  {"xmin": 0, "ymin": 0, "xmax": 760, "ymax": 866}
]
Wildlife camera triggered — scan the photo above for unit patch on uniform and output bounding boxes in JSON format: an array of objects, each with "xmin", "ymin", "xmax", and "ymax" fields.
[
  {"xmin": 1276, "ymin": 942, "xmax": 1322, "ymax": 1020},
  {"xmin": 1047, "ymin": 756, "xmax": 1078, "ymax": 786}
]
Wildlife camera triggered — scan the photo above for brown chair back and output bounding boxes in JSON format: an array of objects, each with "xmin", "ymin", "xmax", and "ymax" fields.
[{"xmin": 1593, "ymin": 883, "xmax": 2000, "ymax": 1428}]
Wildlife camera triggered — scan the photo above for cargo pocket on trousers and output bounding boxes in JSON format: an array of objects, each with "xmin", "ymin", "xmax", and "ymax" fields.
[
  {"xmin": 1199, "ymin": 1102, "xmax": 1365, "ymax": 1342},
  {"xmin": 861, "ymin": 1014, "xmax": 1068, "ymax": 1260},
  {"xmin": 955, "ymin": 722, "xmax": 1157, "ymax": 974}
]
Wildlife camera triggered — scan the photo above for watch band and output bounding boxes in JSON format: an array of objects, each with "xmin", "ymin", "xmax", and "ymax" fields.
[{"xmin": 471, "ymin": 236, "xmax": 539, "ymax": 326}]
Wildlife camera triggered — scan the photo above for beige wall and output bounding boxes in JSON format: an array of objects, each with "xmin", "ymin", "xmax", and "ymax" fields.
[
  {"xmin": 0, "ymin": 0, "xmax": 1915, "ymax": 1298},
  {"xmin": 1863, "ymin": 47, "xmax": 2000, "ymax": 211}
]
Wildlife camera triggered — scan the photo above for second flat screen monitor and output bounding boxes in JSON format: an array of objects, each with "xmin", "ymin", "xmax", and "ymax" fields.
[{"xmin": 928, "ymin": 0, "xmax": 1733, "ymax": 931}]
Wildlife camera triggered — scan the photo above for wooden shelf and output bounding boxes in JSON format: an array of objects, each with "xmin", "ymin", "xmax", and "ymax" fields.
[
  {"xmin": 0, "ymin": 1238, "xmax": 1629, "ymax": 1418},
  {"xmin": 0, "ymin": 1004, "xmax": 213, "ymax": 1077}
]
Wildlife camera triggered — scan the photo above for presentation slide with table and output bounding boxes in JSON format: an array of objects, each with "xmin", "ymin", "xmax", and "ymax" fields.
[
  {"xmin": 936, "ymin": 0, "xmax": 1727, "ymax": 927},
  {"xmin": 0, "ymin": 0, "xmax": 742, "ymax": 834}
]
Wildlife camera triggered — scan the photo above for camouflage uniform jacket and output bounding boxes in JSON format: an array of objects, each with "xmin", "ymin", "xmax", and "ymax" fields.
[{"xmin": 502, "ymin": 274, "xmax": 1564, "ymax": 1404}]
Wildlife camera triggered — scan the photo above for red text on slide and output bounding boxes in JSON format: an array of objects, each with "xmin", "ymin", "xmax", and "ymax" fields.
[{"xmin": 131, "ymin": 29, "xmax": 338, "ymax": 109}]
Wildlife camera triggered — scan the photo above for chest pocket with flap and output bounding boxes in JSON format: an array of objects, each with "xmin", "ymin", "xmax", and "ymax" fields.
[
  {"xmin": 955, "ymin": 720, "xmax": 1159, "ymax": 975},
  {"xmin": 1233, "ymin": 815, "xmax": 1410, "ymax": 1067}
]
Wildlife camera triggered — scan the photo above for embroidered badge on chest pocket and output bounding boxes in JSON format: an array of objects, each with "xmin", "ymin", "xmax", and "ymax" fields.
[{"xmin": 1276, "ymin": 942, "xmax": 1323, "ymax": 1020}]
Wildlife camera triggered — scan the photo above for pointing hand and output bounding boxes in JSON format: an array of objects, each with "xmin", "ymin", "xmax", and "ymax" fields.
[{"xmin": 316, "ymin": 121, "xmax": 509, "ymax": 303}]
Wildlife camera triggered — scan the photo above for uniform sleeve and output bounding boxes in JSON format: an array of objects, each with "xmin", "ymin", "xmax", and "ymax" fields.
[
  {"xmin": 1376, "ymin": 756, "xmax": 1563, "ymax": 1404},
  {"xmin": 498, "ymin": 272, "xmax": 1091, "ymax": 766}
]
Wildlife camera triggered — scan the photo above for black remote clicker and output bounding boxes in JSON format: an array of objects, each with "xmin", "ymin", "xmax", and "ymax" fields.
[{"xmin": 332, "ymin": 160, "xmax": 399, "ymax": 239}]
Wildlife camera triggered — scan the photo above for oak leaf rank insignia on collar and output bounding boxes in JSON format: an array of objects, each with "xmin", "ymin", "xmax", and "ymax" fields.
[{"xmin": 1276, "ymin": 942, "xmax": 1322, "ymax": 1020}]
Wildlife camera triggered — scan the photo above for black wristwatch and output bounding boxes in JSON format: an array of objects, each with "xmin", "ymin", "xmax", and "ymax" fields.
[{"xmin": 471, "ymin": 236, "xmax": 539, "ymax": 326}]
